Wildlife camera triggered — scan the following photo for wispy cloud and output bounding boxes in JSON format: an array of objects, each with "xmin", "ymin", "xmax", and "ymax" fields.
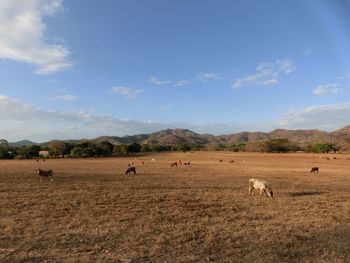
[
  {"xmin": 159, "ymin": 104, "xmax": 173, "ymax": 112},
  {"xmin": 277, "ymin": 102, "xmax": 350, "ymax": 130},
  {"xmin": 173, "ymin": 80, "xmax": 190, "ymax": 87},
  {"xmin": 148, "ymin": 76, "xmax": 172, "ymax": 85},
  {"xmin": 0, "ymin": 0, "xmax": 71, "ymax": 75},
  {"xmin": 233, "ymin": 59, "xmax": 295, "ymax": 88},
  {"xmin": 313, "ymin": 83, "xmax": 342, "ymax": 96},
  {"xmin": 111, "ymin": 86, "xmax": 143, "ymax": 99},
  {"xmin": 51, "ymin": 94, "xmax": 78, "ymax": 101},
  {"xmin": 302, "ymin": 48, "xmax": 312, "ymax": 56},
  {"xmin": 197, "ymin": 72, "xmax": 220, "ymax": 82}
]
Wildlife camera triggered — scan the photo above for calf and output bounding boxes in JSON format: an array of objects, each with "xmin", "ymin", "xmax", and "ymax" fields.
[
  {"xmin": 36, "ymin": 168, "xmax": 53, "ymax": 182},
  {"xmin": 310, "ymin": 167, "xmax": 319, "ymax": 173},
  {"xmin": 248, "ymin": 178, "xmax": 273, "ymax": 198},
  {"xmin": 125, "ymin": 166, "xmax": 136, "ymax": 175}
]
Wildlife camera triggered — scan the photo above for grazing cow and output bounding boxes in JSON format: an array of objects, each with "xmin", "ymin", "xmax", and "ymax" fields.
[
  {"xmin": 310, "ymin": 167, "xmax": 319, "ymax": 173},
  {"xmin": 176, "ymin": 160, "xmax": 182, "ymax": 165},
  {"xmin": 248, "ymin": 178, "xmax": 273, "ymax": 198},
  {"xmin": 184, "ymin": 161, "xmax": 191, "ymax": 165},
  {"xmin": 229, "ymin": 160, "xmax": 235, "ymax": 163},
  {"xmin": 36, "ymin": 168, "xmax": 53, "ymax": 182},
  {"xmin": 171, "ymin": 162, "xmax": 178, "ymax": 167},
  {"xmin": 333, "ymin": 157, "xmax": 337, "ymax": 160},
  {"xmin": 219, "ymin": 159, "xmax": 223, "ymax": 163},
  {"xmin": 125, "ymin": 166, "xmax": 136, "ymax": 175}
]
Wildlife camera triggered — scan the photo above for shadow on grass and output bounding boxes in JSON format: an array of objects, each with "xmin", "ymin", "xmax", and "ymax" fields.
[{"xmin": 287, "ymin": 191, "xmax": 327, "ymax": 197}]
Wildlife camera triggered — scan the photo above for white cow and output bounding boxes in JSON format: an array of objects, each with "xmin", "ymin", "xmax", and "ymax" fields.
[{"xmin": 248, "ymin": 178, "xmax": 273, "ymax": 198}]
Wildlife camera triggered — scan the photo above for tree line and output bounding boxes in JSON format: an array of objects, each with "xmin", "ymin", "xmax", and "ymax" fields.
[{"xmin": 0, "ymin": 139, "xmax": 340, "ymax": 159}]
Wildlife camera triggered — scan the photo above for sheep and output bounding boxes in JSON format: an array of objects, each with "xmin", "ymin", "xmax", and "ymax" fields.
[
  {"xmin": 36, "ymin": 168, "xmax": 53, "ymax": 182},
  {"xmin": 248, "ymin": 178, "xmax": 273, "ymax": 198}
]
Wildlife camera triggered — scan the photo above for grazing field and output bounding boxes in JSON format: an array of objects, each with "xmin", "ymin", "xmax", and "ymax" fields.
[{"xmin": 1, "ymin": 152, "xmax": 350, "ymax": 262}]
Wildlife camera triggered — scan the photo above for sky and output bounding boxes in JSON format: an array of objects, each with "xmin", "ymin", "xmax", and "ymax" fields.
[{"xmin": 1, "ymin": 0, "xmax": 350, "ymax": 142}]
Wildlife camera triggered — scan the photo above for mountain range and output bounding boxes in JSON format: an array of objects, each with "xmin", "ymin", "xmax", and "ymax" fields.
[{"xmin": 4, "ymin": 125, "xmax": 350, "ymax": 150}]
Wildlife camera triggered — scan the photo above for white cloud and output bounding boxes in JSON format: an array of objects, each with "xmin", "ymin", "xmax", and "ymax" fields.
[
  {"xmin": 197, "ymin": 72, "xmax": 220, "ymax": 82},
  {"xmin": 233, "ymin": 59, "xmax": 295, "ymax": 88},
  {"xmin": 303, "ymin": 48, "xmax": 312, "ymax": 56},
  {"xmin": 148, "ymin": 76, "xmax": 172, "ymax": 85},
  {"xmin": 51, "ymin": 94, "xmax": 78, "ymax": 101},
  {"xmin": 173, "ymin": 80, "xmax": 189, "ymax": 87},
  {"xmin": 313, "ymin": 83, "xmax": 342, "ymax": 96},
  {"xmin": 159, "ymin": 104, "xmax": 173, "ymax": 112},
  {"xmin": 2, "ymin": 95, "xmax": 350, "ymax": 142},
  {"xmin": 0, "ymin": 95, "xmax": 170, "ymax": 141},
  {"xmin": 111, "ymin": 86, "xmax": 143, "ymax": 99},
  {"xmin": 0, "ymin": 0, "xmax": 71, "ymax": 75},
  {"xmin": 277, "ymin": 102, "xmax": 350, "ymax": 130}
]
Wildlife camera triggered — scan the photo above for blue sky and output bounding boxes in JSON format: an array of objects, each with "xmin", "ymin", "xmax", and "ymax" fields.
[{"xmin": 1, "ymin": 0, "xmax": 350, "ymax": 142}]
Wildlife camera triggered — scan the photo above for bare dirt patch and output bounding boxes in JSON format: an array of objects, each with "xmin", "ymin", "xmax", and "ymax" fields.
[{"xmin": 1, "ymin": 152, "xmax": 350, "ymax": 262}]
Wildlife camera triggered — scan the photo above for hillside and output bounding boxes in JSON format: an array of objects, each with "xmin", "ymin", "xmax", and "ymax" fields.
[{"xmin": 4, "ymin": 125, "xmax": 350, "ymax": 151}]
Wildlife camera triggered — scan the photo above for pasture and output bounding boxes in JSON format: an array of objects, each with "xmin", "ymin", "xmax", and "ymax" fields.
[{"xmin": 1, "ymin": 152, "xmax": 350, "ymax": 262}]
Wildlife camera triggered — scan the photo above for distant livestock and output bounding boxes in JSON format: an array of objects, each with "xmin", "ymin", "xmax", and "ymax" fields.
[
  {"xmin": 171, "ymin": 162, "xmax": 178, "ymax": 167},
  {"xmin": 229, "ymin": 160, "xmax": 235, "ymax": 163},
  {"xmin": 310, "ymin": 167, "xmax": 319, "ymax": 173},
  {"xmin": 184, "ymin": 162, "xmax": 191, "ymax": 165},
  {"xmin": 248, "ymin": 178, "xmax": 273, "ymax": 198},
  {"xmin": 125, "ymin": 167, "xmax": 136, "ymax": 175},
  {"xmin": 36, "ymin": 168, "xmax": 53, "ymax": 182},
  {"xmin": 219, "ymin": 159, "xmax": 223, "ymax": 163}
]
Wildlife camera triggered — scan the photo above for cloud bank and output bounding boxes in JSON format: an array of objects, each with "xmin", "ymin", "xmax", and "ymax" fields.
[
  {"xmin": 1, "ymin": 95, "xmax": 350, "ymax": 142},
  {"xmin": 0, "ymin": 0, "xmax": 71, "ymax": 75}
]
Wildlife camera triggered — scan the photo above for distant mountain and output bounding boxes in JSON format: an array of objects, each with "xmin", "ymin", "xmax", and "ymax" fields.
[
  {"xmin": 5, "ymin": 125, "xmax": 350, "ymax": 151},
  {"xmin": 9, "ymin": 140, "xmax": 37, "ymax": 147}
]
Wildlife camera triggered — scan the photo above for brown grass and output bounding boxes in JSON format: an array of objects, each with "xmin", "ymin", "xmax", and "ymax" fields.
[{"xmin": 1, "ymin": 152, "xmax": 350, "ymax": 262}]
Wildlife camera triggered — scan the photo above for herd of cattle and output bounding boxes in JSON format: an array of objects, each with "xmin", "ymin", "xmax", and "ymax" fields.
[{"xmin": 34, "ymin": 156, "xmax": 331, "ymax": 199}]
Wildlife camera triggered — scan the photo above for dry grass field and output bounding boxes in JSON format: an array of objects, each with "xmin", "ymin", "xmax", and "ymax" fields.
[{"xmin": 1, "ymin": 152, "xmax": 350, "ymax": 262}]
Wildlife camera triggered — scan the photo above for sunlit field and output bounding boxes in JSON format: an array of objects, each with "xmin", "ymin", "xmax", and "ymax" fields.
[{"xmin": 1, "ymin": 152, "xmax": 350, "ymax": 262}]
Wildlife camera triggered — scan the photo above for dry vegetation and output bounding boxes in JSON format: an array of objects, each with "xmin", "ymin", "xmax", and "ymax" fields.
[{"xmin": 1, "ymin": 152, "xmax": 350, "ymax": 262}]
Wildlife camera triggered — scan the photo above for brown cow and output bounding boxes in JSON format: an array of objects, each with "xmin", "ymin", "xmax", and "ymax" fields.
[
  {"xmin": 310, "ymin": 167, "xmax": 319, "ymax": 173},
  {"xmin": 36, "ymin": 168, "xmax": 53, "ymax": 182},
  {"xmin": 125, "ymin": 167, "xmax": 136, "ymax": 175}
]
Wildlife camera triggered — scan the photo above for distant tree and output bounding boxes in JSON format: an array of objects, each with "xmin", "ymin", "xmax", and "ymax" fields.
[
  {"xmin": 95, "ymin": 141, "xmax": 114, "ymax": 156},
  {"xmin": 113, "ymin": 144, "xmax": 129, "ymax": 155},
  {"xmin": 0, "ymin": 146, "xmax": 14, "ymax": 159},
  {"xmin": 266, "ymin": 139, "xmax": 291, "ymax": 153},
  {"xmin": 49, "ymin": 142, "xmax": 73, "ymax": 157},
  {"xmin": 140, "ymin": 144, "xmax": 151, "ymax": 152},
  {"xmin": 28, "ymin": 145, "xmax": 41, "ymax": 157},
  {"xmin": 177, "ymin": 144, "xmax": 191, "ymax": 152},
  {"xmin": 312, "ymin": 143, "xmax": 339, "ymax": 153},
  {"xmin": 127, "ymin": 143, "xmax": 141, "ymax": 153}
]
